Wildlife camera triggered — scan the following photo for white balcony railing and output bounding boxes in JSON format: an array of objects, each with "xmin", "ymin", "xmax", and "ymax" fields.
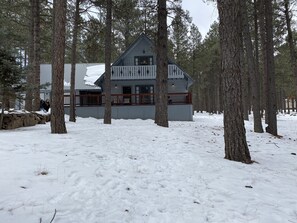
[{"xmin": 111, "ymin": 64, "xmax": 185, "ymax": 80}]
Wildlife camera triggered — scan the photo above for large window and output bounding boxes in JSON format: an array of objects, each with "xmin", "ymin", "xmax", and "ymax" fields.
[
  {"xmin": 134, "ymin": 56, "xmax": 153, "ymax": 66},
  {"xmin": 135, "ymin": 85, "xmax": 154, "ymax": 104}
]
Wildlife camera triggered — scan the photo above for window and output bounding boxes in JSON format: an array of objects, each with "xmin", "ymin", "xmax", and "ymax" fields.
[
  {"xmin": 134, "ymin": 56, "xmax": 153, "ymax": 66},
  {"xmin": 135, "ymin": 85, "xmax": 154, "ymax": 104},
  {"xmin": 79, "ymin": 90, "xmax": 101, "ymax": 106}
]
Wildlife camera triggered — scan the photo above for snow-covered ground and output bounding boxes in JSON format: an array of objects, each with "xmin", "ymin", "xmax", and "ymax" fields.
[{"xmin": 0, "ymin": 112, "xmax": 296, "ymax": 223}]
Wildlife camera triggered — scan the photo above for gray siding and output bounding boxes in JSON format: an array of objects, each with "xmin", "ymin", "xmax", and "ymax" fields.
[
  {"xmin": 110, "ymin": 79, "xmax": 188, "ymax": 95},
  {"xmin": 64, "ymin": 104, "xmax": 193, "ymax": 121},
  {"xmin": 122, "ymin": 38, "xmax": 156, "ymax": 66}
]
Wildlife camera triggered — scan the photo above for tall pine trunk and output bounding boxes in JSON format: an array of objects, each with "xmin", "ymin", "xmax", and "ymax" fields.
[
  {"xmin": 0, "ymin": 104, "xmax": 4, "ymax": 129},
  {"xmin": 258, "ymin": 0, "xmax": 269, "ymax": 124},
  {"xmin": 239, "ymin": 12, "xmax": 249, "ymax": 119},
  {"xmin": 51, "ymin": 0, "xmax": 67, "ymax": 134},
  {"xmin": 217, "ymin": 0, "xmax": 252, "ymax": 164},
  {"xmin": 254, "ymin": 0, "xmax": 264, "ymax": 117},
  {"xmin": 241, "ymin": 0, "xmax": 263, "ymax": 133},
  {"xmin": 32, "ymin": 0, "xmax": 41, "ymax": 111},
  {"xmin": 104, "ymin": 0, "xmax": 112, "ymax": 124},
  {"xmin": 240, "ymin": 39, "xmax": 249, "ymax": 121},
  {"xmin": 25, "ymin": 0, "xmax": 35, "ymax": 111},
  {"xmin": 69, "ymin": 0, "xmax": 81, "ymax": 122},
  {"xmin": 263, "ymin": 0, "xmax": 277, "ymax": 135},
  {"xmin": 155, "ymin": 0, "xmax": 168, "ymax": 127},
  {"xmin": 284, "ymin": 0, "xmax": 297, "ymax": 105}
]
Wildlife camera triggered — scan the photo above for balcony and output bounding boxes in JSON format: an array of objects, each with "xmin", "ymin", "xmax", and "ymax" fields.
[
  {"xmin": 64, "ymin": 92, "xmax": 192, "ymax": 107},
  {"xmin": 111, "ymin": 64, "xmax": 185, "ymax": 80}
]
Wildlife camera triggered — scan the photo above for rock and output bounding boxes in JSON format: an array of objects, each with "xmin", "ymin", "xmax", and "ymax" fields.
[{"xmin": 1, "ymin": 111, "xmax": 50, "ymax": 130}]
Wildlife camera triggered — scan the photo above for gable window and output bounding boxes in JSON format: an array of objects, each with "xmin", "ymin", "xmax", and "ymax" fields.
[{"xmin": 134, "ymin": 56, "xmax": 153, "ymax": 66}]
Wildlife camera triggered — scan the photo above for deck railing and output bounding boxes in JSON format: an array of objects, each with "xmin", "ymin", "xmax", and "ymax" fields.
[
  {"xmin": 111, "ymin": 64, "xmax": 185, "ymax": 80},
  {"xmin": 64, "ymin": 92, "xmax": 192, "ymax": 107}
]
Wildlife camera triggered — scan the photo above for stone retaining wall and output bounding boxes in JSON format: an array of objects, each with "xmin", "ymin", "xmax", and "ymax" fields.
[{"xmin": 1, "ymin": 112, "xmax": 50, "ymax": 130}]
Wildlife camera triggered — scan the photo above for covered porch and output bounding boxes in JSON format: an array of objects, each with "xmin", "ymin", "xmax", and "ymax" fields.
[
  {"xmin": 63, "ymin": 92, "xmax": 193, "ymax": 121},
  {"xmin": 64, "ymin": 92, "xmax": 192, "ymax": 107}
]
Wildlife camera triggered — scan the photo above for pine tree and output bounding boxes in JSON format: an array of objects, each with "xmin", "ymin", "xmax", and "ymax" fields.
[
  {"xmin": 113, "ymin": 0, "xmax": 141, "ymax": 51},
  {"xmin": 0, "ymin": 49, "xmax": 23, "ymax": 107},
  {"xmin": 283, "ymin": 0, "xmax": 297, "ymax": 107},
  {"xmin": 241, "ymin": 0, "xmax": 263, "ymax": 133},
  {"xmin": 0, "ymin": 48, "xmax": 23, "ymax": 128},
  {"xmin": 69, "ymin": 0, "xmax": 81, "ymax": 122},
  {"xmin": 196, "ymin": 22, "xmax": 221, "ymax": 113},
  {"xmin": 259, "ymin": 0, "xmax": 278, "ymax": 135},
  {"xmin": 32, "ymin": 0, "xmax": 41, "ymax": 111},
  {"xmin": 104, "ymin": 0, "xmax": 112, "ymax": 124},
  {"xmin": 138, "ymin": 0, "xmax": 158, "ymax": 39},
  {"xmin": 217, "ymin": 0, "xmax": 252, "ymax": 163},
  {"xmin": 155, "ymin": 0, "xmax": 168, "ymax": 127},
  {"xmin": 81, "ymin": 17, "xmax": 105, "ymax": 63},
  {"xmin": 189, "ymin": 24, "xmax": 202, "ymax": 111},
  {"xmin": 170, "ymin": 5, "xmax": 191, "ymax": 70},
  {"xmin": 51, "ymin": 0, "xmax": 67, "ymax": 134}
]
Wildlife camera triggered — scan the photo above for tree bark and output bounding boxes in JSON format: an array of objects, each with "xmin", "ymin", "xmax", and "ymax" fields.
[
  {"xmin": 25, "ymin": 0, "xmax": 35, "ymax": 111},
  {"xmin": 155, "ymin": 0, "xmax": 168, "ymax": 127},
  {"xmin": 259, "ymin": 0, "xmax": 268, "ymax": 121},
  {"xmin": 69, "ymin": 0, "xmax": 81, "ymax": 122},
  {"xmin": 241, "ymin": 0, "xmax": 263, "ymax": 133},
  {"xmin": 240, "ymin": 39, "xmax": 249, "ymax": 121},
  {"xmin": 32, "ymin": 0, "xmax": 41, "ymax": 111},
  {"xmin": 263, "ymin": 0, "xmax": 277, "ymax": 135},
  {"xmin": 217, "ymin": 0, "xmax": 252, "ymax": 164},
  {"xmin": 254, "ymin": 0, "xmax": 264, "ymax": 118},
  {"xmin": 0, "ymin": 103, "xmax": 4, "ymax": 129},
  {"xmin": 104, "ymin": 0, "xmax": 112, "ymax": 124},
  {"xmin": 282, "ymin": 90, "xmax": 286, "ymax": 114},
  {"xmin": 287, "ymin": 98, "xmax": 290, "ymax": 114},
  {"xmin": 284, "ymin": 0, "xmax": 297, "ymax": 107},
  {"xmin": 51, "ymin": 0, "xmax": 67, "ymax": 134}
]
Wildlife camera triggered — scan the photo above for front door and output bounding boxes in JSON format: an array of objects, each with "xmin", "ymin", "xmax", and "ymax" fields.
[{"xmin": 122, "ymin": 86, "xmax": 131, "ymax": 104}]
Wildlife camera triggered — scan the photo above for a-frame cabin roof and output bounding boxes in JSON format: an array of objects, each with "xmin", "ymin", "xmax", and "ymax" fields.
[
  {"xmin": 112, "ymin": 33, "xmax": 155, "ymax": 66},
  {"xmin": 94, "ymin": 33, "xmax": 194, "ymax": 86}
]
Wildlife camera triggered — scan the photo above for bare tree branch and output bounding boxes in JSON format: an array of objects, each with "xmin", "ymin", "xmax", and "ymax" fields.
[{"xmin": 49, "ymin": 209, "xmax": 57, "ymax": 223}]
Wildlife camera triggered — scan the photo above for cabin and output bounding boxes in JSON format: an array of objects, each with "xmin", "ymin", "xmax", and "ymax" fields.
[
  {"xmin": 40, "ymin": 34, "xmax": 194, "ymax": 121},
  {"xmin": 40, "ymin": 63, "xmax": 101, "ymax": 106}
]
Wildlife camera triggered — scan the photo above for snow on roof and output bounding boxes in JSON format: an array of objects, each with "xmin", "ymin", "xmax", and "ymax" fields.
[
  {"xmin": 40, "ymin": 64, "xmax": 102, "ymax": 90},
  {"xmin": 64, "ymin": 80, "xmax": 70, "ymax": 87},
  {"xmin": 85, "ymin": 64, "xmax": 105, "ymax": 86}
]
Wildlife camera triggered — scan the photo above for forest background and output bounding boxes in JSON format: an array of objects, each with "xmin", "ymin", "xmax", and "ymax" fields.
[{"xmin": 1, "ymin": 0, "xmax": 296, "ymax": 116}]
